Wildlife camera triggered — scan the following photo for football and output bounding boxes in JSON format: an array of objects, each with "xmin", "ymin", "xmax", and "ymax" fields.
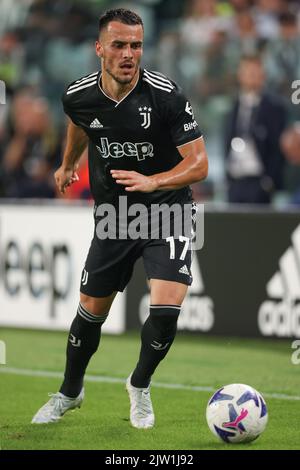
[{"xmin": 206, "ymin": 383, "xmax": 268, "ymax": 443}]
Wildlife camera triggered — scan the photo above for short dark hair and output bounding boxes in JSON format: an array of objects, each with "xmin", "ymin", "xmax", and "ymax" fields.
[{"xmin": 99, "ymin": 8, "xmax": 143, "ymax": 34}]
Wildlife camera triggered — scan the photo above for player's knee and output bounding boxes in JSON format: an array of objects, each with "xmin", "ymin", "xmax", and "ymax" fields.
[
  {"xmin": 150, "ymin": 281, "xmax": 188, "ymax": 306},
  {"xmin": 80, "ymin": 293, "xmax": 112, "ymax": 317}
]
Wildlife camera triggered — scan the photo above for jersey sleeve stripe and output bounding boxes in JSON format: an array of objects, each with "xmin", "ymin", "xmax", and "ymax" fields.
[
  {"xmin": 68, "ymin": 76, "xmax": 98, "ymax": 91},
  {"xmin": 142, "ymin": 77, "xmax": 173, "ymax": 93},
  {"xmin": 74, "ymin": 71, "xmax": 98, "ymax": 85},
  {"xmin": 176, "ymin": 136, "xmax": 203, "ymax": 148},
  {"xmin": 143, "ymin": 70, "xmax": 174, "ymax": 90},
  {"xmin": 67, "ymin": 80, "xmax": 97, "ymax": 95},
  {"xmin": 144, "ymin": 69, "xmax": 174, "ymax": 87}
]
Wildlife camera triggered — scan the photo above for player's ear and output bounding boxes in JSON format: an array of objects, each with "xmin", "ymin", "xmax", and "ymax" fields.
[{"xmin": 95, "ymin": 41, "xmax": 103, "ymax": 59}]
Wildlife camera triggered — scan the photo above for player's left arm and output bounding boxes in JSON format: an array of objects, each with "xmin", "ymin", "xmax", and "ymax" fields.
[{"xmin": 110, "ymin": 137, "xmax": 208, "ymax": 192}]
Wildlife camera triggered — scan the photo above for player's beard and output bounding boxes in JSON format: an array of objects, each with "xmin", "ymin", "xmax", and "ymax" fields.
[{"xmin": 105, "ymin": 63, "xmax": 139, "ymax": 85}]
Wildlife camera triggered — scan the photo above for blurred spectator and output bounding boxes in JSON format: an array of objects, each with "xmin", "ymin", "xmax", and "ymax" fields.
[
  {"xmin": 177, "ymin": 0, "xmax": 233, "ymax": 105},
  {"xmin": 224, "ymin": 55, "xmax": 286, "ymax": 204},
  {"xmin": 230, "ymin": 0, "xmax": 254, "ymax": 14},
  {"xmin": 43, "ymin": 8, "xmax": 97, "ymax": 104},
  {"xmin": 154, "ymin": 0, "xmax": 185, "ymax": 26},
  {"xmin": 156, "ymin": 29, "xmax": 181, "ymax": 83},
  {"xmin": 281, "ymin": 123, "xmax": 300, "ymax": 165},
  {"xmin": 180, "ymin": 0, "xmax": 232, "ymax": 48},
  {"xmin": 0, "ymin": 0, "xmax": 33, "ymax": 35},
  {"xmin": 264, "ymin": 11, "xmax": 300, "ymax": 101},
  {"xmin": 229, "ymin": 8, "xmax": 265, "ymax": 59},
  {"xmin": 198, "ymin": 29, "xmax": 235, "ymax": 100},
  {"xmin": 0, "ymin": 90, "xmax": 61, "ymax": 198},
  {"xmin": 0, "ymin": 30, "xmax": 24, "ymax": 95},
  {"xmin": 253, "ymin": 0, "xmax": 287, "ymax": 39},
  {"xmin": 234, "ymin": 8, "xmax": 257, "ymax": 41},
  {"xmin": 280, "ymin": 123, "xmax": 300, "ymax": 204}
]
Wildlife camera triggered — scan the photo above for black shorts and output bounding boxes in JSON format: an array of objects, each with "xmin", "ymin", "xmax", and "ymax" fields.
[{"xmin": 80, "ymin": 202, "xmax": 197, "ymax": 297}]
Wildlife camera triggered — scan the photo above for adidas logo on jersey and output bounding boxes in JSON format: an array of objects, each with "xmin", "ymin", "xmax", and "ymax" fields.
[
  {"xmin": 90, "ymin": 118, "xmax": 103, "ymax": 129},
  {"xmin": 179, "ymin": 265, "xmax": 190, "ymax": 275}
]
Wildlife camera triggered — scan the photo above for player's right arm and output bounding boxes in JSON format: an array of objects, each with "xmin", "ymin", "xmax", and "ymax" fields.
[{"xmin": 54, "ymin": 119, "xmax": 88, "ymax": 194}]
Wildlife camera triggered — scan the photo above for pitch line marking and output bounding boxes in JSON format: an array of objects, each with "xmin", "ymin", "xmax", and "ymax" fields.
[{"xmin": 0, "ymin": 367, "xmax": 299, "ymax": 401}]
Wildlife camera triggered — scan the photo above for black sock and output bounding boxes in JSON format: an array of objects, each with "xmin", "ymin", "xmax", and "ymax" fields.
[
  {"xmin": 60, "ymin": 303, "xmax": 108, "ymax": 398},
  {"xmin": 131, "ymin": 305, "xmax": 180, "ymax": 388}
]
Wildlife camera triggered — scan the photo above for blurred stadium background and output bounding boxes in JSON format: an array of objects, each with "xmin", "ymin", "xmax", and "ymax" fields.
[{"xmin": 1, "ymin": 0, "xmax": 300, "ymax": 451}]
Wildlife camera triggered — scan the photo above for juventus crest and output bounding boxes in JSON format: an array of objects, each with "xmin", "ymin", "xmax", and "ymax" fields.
[{"xmin": 139, "ymin": 106, "xmax": 152, "ymax": 129}]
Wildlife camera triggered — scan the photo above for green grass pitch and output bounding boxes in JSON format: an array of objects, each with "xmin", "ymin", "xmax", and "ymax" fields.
[{"xmin": 0, "ymin": 328, "xmax": 299, "ymax": 450}]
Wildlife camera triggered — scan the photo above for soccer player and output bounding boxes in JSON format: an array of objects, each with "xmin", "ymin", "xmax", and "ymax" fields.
[{"xmin": 31, "ymin": 8, "xmax": 208, "ymax": 428}]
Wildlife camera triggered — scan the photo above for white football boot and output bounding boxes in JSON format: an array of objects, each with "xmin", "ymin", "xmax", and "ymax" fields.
[
  {"xmin": 31, "ymin": 389, "xmax": 84, "ymax": 424},
  {"xmin": 126, "ymin": 375, "xmax": 155, "ymax": 429}
]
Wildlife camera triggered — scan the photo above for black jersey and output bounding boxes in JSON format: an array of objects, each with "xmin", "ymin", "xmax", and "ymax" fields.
[{"xmin": 62, "ymin": 68, "xmax": 202, "ymax": 208}]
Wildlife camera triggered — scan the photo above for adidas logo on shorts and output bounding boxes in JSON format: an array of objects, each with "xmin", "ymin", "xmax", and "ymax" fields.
[
  {"xmin": 90, "ymin": 118, "xmax": 103, "ymax": 129},
  {"xmin": 179, "ymin": 265, "xmax": 190, "ymax": 275}
]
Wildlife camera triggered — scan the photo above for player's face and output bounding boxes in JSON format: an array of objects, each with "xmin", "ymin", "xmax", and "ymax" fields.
[{"xmin": 96, "ymin": 21, "xmax": 143, "ymax": 85}]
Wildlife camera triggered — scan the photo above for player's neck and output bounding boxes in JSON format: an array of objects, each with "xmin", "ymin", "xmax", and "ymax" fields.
[{"xmin": 101, "ymin": 70, "xmax": 140, "ymax": 102}]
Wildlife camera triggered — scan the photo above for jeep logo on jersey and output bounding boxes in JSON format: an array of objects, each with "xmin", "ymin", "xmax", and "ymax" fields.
[
  {"xmin": 139, "ymin": 106, "xmax": 152, "ymax": 129},
  {"xmin": 185, "ymin": 101, "xmax": 194, "ymax": 119},
  {"xmin": 96, "ymin": 138, "xmax": 154, "ymax": 161}
]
